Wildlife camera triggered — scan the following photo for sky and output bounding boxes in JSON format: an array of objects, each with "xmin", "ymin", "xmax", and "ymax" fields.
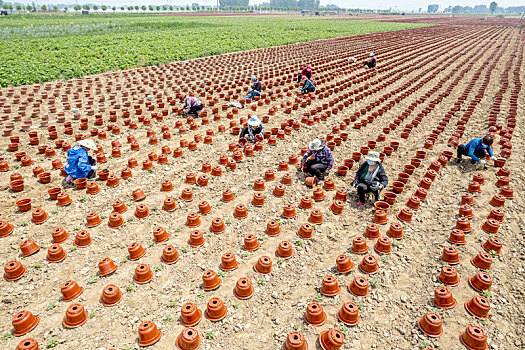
[{"xmin": 13, "ymin": 0, "xmax": 525, "ymax": 12}]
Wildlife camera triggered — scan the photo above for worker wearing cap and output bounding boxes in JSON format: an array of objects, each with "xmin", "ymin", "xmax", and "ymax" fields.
[
  {"xmin": 64, "ymin": 138, "xmax": 98, "ymax": 182},
  {"xmin": 300, "ymin": 139, "xmax": 334, "ymax": 181},
  {"xmin": 244, "ymin": 76, "xmax": 262, "ymax": 100},
  {"xmin": 351, "ymin": 151, "xmax": 388, "ymax": 207},
  {"xmin": 455, "ymin": 135, "xmax": 496, "ymax": 165},
  {"xmin": 179, "ymin": 94, "xmax": 203, "ymax": 118},
  {"xmin": 364, "ymin": 53, "xmax": 376, "ymax": 69},
  {"xmin": 239, "ymin": 115, "xmax": 264, "ymax": 144}
]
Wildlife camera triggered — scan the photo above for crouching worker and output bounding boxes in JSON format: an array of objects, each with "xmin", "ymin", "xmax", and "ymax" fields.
[
  {"xmin": 64, "ymin": 138, "xmax": 98, "ymax": 183},
  {"xmin": 239, "ymin": 115, "xmax": 264, "ymax": 144},
  {"xmin": 364, "ymin": 53, "xmax": 376, "ymax": 69},
  {"xmin": 300, "ymin": 139, "xmax": 334, "ymax": 181},
  {"xmin": 455, "ymin": 135, "xmax": 496, "ymax": 165},
  {"xmin": 243, "ymin": 76, "xmax": 262, "ymax": 100},
  {"xmin": 297, "ymin": 65, "xmax": 312, "ymax": 83},
  {"xmin": 298, "ymin": 76, "xmax": 315, "ymax": 95},
  {"xmin": 179, "ymin": 94, "xmax": 203, "ymax": 118},
  {"xmin": 351, "ymin": 151, "xmax": 388, "ymax": 207}
]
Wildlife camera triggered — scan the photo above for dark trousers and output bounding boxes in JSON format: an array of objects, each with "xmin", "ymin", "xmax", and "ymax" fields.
[
  {"xmin": 297, "ymin": 73, "xmax": 311, "ymax": 83},
  {"xmin": 305, "ymin": 159, "xmax": 328, "ymax": 180},
  {"xmin": 457, "ymin": 144, "xmax": 486, "ymax": 164},
  {"xmin": 356, "ymin": 183, "xmax": 380, "ymax": 203},
  {"xmin": 88, "ymin": 156, "xmax": 96, "ymax": 179},
  {"xmin": 187, "ymin": 104, "xmax": 203, "ymax": 118},
  {"xmin": 364, "ymin": 62, "xmax": 376, "ymax": 69}
]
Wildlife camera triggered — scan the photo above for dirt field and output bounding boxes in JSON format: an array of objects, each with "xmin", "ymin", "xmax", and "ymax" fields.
[{"xmin": 0, "ymin": 17, "xmax": 523, "ymax": 350}]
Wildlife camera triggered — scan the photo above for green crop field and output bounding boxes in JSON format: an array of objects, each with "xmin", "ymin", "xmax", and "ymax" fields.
[{"xmin": 0, "ymin": 14, "xmax": 429, "ymax": 87}]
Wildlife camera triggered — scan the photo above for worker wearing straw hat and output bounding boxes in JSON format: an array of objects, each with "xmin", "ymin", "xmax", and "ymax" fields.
[
  {"xmin": 64, "ymin": 138, "xmax": 98, "ymax": 183},
  {"xmin": 351, "ymin": 151, "xmax": 388, "ymax": 207},
  {"xmin": 300, "ymin": 138, "xmax": 334, "ymax": 181}
]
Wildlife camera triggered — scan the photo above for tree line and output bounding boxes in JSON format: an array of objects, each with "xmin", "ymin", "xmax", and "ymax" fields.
[{"xmin": 427, "ymin": 2, "xmax": 524, "ymax": 14}]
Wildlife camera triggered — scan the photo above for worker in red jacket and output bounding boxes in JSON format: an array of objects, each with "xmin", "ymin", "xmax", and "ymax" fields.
[{"xmin": 297, "ymin": 65, "xmax": 312, "ymax": 83}]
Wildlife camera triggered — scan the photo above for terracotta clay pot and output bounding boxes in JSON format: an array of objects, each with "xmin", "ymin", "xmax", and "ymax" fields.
[
  {"xmin": 254, "ymin": 256, "xmax": 272, "ymax": 274},
  {"xmin": 48, "ymin": 187, "xmax": 61, "ymax": 200},
  {"xmin": 334, "ymin": 188, "xmax": 347, "ymax": 202},
  {"xmin": 233, "ymin": 277, "xmax": 254, "ymax": 300},
  {"xmin": 363, "ymin": 223, "xmax": 379, "ymax": 239},
  {"xmin": 202, "ymin": 270, "xmax": 221, "ymax": 291},
  {"xmin": 374, "ymin": 236, "xmax": 392, "ymax": 254},
  {"xmin": 313, "ymin": 188, "xmax": 325, "ymax": 201},
  {"xmin": 441, "ymin": 246, "xmax": 460, "ymax": 264},
  {"xmin": 359, "ymin": 254, "xmax": 379, "ymax": 274},
  {"xmin": 464, "ymin": 296, "xmax": 490, "ymax": 319},
  {"xmin": 20, "ymin": 239, "xmax": 40, "ymax": 257},
  {"xmin": 243, "ymin": 234, "xmax": 260, "ymax": 251},
  {"xmin": 265, "ymin": 169, "xmax": 276, "ymax": 181},
  {"xmin": 433, "ymin": 286, "xmax": 456, "ymax": 309},
  {"xmin": 499, "ymin": 186, "xmax": 514, "ymax": 199},
  {"xmin": 308, "ymin": 209, "xmax": 323, "ymax": 224},
  {"xmin": 448, "ymin": 229, "xmax": 466, "ymax": 245},
  {"xmin": 481, "ymin": 218, "xmax": 499, "ymax": 234},
  {"xmin": 176, "ymin": 327, "xmax": 200, "ymax": 350},
  {"xmin": 482, "ymin": 237, "xmax": 502, "ymax": 255},
  {"xmin": 489, "ymin": 194, "xmax": 505, "ymax": 207},
  {"xmin": 161, "ymin": 245, "xmax": 179, "ymax": 265},
  {"xmin": 318, "ymin": 328, "xmax": 344, "ymax": 350},
  {"xmin": 305, "ymin": 176, "xmax": 317, "ymax": 188},
  {"xmin": 86, "ymin": 212, "xmax": 101, "ymax": 227},
  {"xmin": 16, "ymin": 199, "xmax": 32, "ymax": 212},
  {"xmin": 4, "ymin": 260, "xmax": 26, "ymax": 281},
  {"xmin": 220, "ymin": 252, "xmax": 238, "ymax": 271},
  {"xmin": 283, "ymin": 332, "xmax": 308, "ymax": 350},
  {"xmin": 386, "ymin": 223, "xmax": 403, "ymax": 239},
  {"xmin": 468, "ymin": 181, "xmax": 481, "ymax": 193},
  {"xmin": 297, "ymin": 223, "xmax": 313, "ymax": 239},
  {"xmin": 15, "ymin": 338, "xmax": 39, "ymax": 350},
  {"xmin": 458, "ymin": 205, "xmax": 474, "ymax": 219},
  {"xmin": 330, "ymin": 200, "xmax": 344, "ymax": 215},
  {"xmin": 132, "ymin": 188, "xmax": 146, "ymax": 202},
  {"xmin": 304, "ymin": 302, "xmax": 326, "ymax": 326},
  {"xmin": 163, "ymin": 197, "xmax": 177, "ymax": 212},
  {"xmin": 74, "ymin": 230, "xmax": 92, "ymax": 247},
  {"xmin": 0, "ymin": 220, "xmax": 14, "ymax": 238},
  {"xmin": 336, "ymin": 254, "xmax": 354, "ymax": 274},
  {"xmin": 57, "ymin": 192, "xmax": 72, "ymax": 206},
  {"xmin": 282, "ymin": 204, "xmax": 296, "ymax": 219},
  {"xmin": 337, "ymin": 301, "xmax": 359, "ymax": 326},
  {"xmin": 396, "ymin": 207, "xmax": 413, "ymax": 223},
  {"xmin": 188, "ymin": 230, "xmax": 205, "ymax": 247},
  {"xmin": 113, "ymin": 200, "xmax": 127, "ymax": 213},
  {"xmin": 31, "ymin": 208, "xmax": 48, "ymax": 225},
  {"xmin": 98, "ymin": 258, "xmax": 117, "ymax": 277},
  {"xmin": 222, "ymin": 189, "xmax": 235, "ymax": 202},
  {"xmin": 461, "ymin": 193, "xmax": 476, "ymax": 205},
  {"xmin": 108, "ymin": 212, "xmax": 124, "ymax": 228},
  {"xmin": 205, "ymin": 297, "xmax": 227, "ymax": 322},
  {"xmin": 153, "ymin": 226, "xmax": 169, "ymax": 243},
  {"xmin": 352, "ymin": 237, "xmax": 368, "ymax": 254},
  {"xmin": 52, "ymin": 227, "xmax": 69, "ymax": 244},
  {"xmin": 133, "ymin": 263, "xmax": 153, "ymax": 284},
  {"xmin": 128, "ymin": 242, "xmax": 146, "ymax": 260},
  {"xmin": 266, "ymin": 220, "xmax": 280, "ymax": 236},
  {"xmin": 460, "ymin": 325, "xmax": 488, "ymax": 350},
  {"xmin": 275, "ymin": 241, "xmax": 293, "ymax": 259},
  {"xmin": 12, "ymin": 311, "xmax": 39, "ymax": 336},
  {"xmin": 180, "ymin": 303, "xmax": 202, "ymax": 327},
  {"xmin": 439, "ymin": 266, "xmax": 460, "ymax": 286},
  {"xmin": 323, "ymin": 178, "xmax": 336, "ymax": 191},
  {"xmin": 138, "ymin": 321, "xmax": 162, "ymax": 347},
  {"xmin": 471, "ymin": 252, "xmax": 493, "ymax": 270},
  {"xmin": 320, "ymin": 275, "xmax": 340, "ymax": 296},
  {"xmin": 468, "ymin": 271, "xmax": 492, "ymax": 292},
  {"xmin": 62, "ymin": 303, "xmax": 88, "ymax": 329},
  {"xmin": 100, "ymin": 284, "xmax": 122, "ymax": 307},
  {"xmin": 418, "ymin": 312, "xmax": 443, "ymax": 337},
  {"xmin": 373, "ymin": 209, "xmax": 388, "ymax": 224},
  {"xmin": 456, "ymin": 217, "xmax": 472, "ymax": 233},
  {"xmin": 46, "ymin": 243, "xmax": 66, "ymax": 263},
  {"xmin": 60, "ymin": 280, "xmax": 83, "ymax": 302},
  {"xmin": 233, "ymin": 204, "xmax": 248, "ymax": 219},
  {"xmin": 348, "ymin": 275, "xmax": 369, "ymax": 296}
]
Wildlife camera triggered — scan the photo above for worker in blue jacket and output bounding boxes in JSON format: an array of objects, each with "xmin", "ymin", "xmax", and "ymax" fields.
[
  {"xmin": 64, "ymin": 138, "xmax": 98, "ymax": 183},
  {"xmin": 455, "ymin": 135, "xmax": 496, "ymax": 165}
]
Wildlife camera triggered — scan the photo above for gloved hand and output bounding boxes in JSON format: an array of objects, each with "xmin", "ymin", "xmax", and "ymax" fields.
[
  {"xmin": 479, "ymin": 160, "xmax": 486, "ymax": 165},
  {"xmin": 491, "ymin": 156, "xmax": 497, "ymax": 161},
  {"xmin": 91, "ymin": 165, "xmax": 98, "ymax": 170},
  {"xmin": 369, "ymin": 182, "xmax": 380, "ymax": 191}
]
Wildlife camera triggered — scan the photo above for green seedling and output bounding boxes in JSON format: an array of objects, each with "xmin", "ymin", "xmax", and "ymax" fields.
[
  {"xmin": 47, "ymin": 337, "xmax": 59, "ymax": 348},
  {"xmin": 126, "ymin": 284, "xmax": 134, "ymax": 292},
  {"xmin": 257, "ymin": 278, "xmax": 265, "ymax": 285},
  {"xmin": 313, "ymin": 293, "xmax": 322, "ymax": 302},
  {"xmin": 206, "ymin": 331, "xmax": 215, "ymax": 340},
  {"xmin": 162, "ymin": 315, "xmax": 173, "ymax": 323},
  {"xmin": 46, "ymin": 302, "xmax": 57, "ymax": 311},
  {"xmin": 87, "ymin": 277, "xmax": 97, "ymax": 285}
]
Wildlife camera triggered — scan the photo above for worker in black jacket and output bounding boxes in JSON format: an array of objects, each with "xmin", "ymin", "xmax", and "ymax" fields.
[
  {"xmin": 351, "ymin": 151, "xmax": 388, "ymax": 206},
  {"xmin": 243, "ymin": 76, "xmax": 262, "ymax": 100}
]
